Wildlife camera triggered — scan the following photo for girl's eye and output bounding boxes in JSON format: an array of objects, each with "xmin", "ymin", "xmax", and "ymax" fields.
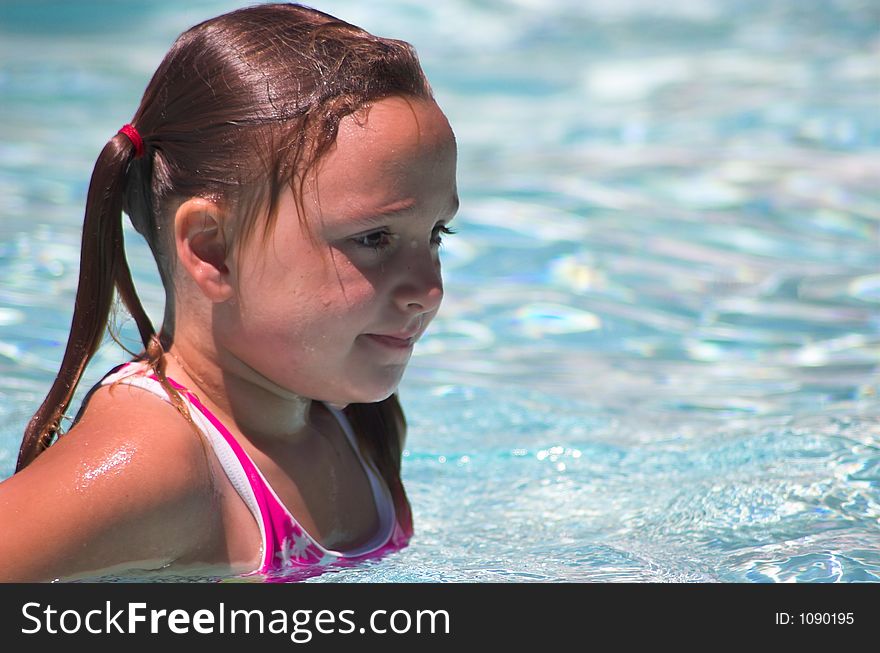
[
  {"xmin": 431, "ymin": 224, "xmax": 457, "ymax": 247},
  {"xmin": 353, "ymin": 230, "xmax": 393, "ymax": 250}
]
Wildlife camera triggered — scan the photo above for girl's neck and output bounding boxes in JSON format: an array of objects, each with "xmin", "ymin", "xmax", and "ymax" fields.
[{"xmin": 162, "ymin": 342, "xmax": 317, "ymax": 445}]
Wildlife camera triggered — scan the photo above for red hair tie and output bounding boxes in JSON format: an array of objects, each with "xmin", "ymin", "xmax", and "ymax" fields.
[{"xmin": 118, "ymin": 124, "xmax": 145, "ymax": 158}]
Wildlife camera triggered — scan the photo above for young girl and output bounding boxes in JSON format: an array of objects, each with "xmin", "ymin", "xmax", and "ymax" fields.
[{"xmin": 0, "ymin": 3, "xmax": 457, "ymax": 582}]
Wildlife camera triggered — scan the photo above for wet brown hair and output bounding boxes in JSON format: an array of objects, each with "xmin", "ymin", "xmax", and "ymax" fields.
[{"xmin": 17, "ymin": 2, "xmax": 433, "ymax": 537}]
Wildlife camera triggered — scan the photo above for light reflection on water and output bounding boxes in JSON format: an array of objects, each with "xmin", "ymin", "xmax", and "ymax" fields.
[{"xmin": 1, "ymin": 0, "xmax": 879, "ymax": 583}]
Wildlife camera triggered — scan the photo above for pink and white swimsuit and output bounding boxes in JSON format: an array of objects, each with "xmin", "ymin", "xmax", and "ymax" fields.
[{"xmin": 98, "ymin": 362, "xmax": 411, "ymax": 578}]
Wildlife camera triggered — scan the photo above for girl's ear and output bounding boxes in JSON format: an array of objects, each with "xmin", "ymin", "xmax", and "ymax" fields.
[{"xmin": 173, "ymin": 198, "xmax": 234, "ymax": 302}]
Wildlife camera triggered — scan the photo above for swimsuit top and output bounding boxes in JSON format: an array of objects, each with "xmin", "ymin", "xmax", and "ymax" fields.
[{"xmin": 97, "ymin": 361, "xmax": 411, "ymax": 578}]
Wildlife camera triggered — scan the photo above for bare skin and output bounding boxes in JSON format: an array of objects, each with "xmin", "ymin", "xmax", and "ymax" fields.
[{"xmin": 0, "ymin": 96, "xmax": 458, "ymax": 581}]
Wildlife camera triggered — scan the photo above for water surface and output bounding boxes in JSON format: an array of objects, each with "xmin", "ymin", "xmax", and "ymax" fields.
[{"xmin": 1, "ymin": 0, "xmax": 878, "ymax": 582}]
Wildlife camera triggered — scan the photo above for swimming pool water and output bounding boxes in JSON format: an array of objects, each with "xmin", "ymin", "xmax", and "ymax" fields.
[{"xmin": 1, "ymin": 0, "xmax": 878, "ymax": 582}]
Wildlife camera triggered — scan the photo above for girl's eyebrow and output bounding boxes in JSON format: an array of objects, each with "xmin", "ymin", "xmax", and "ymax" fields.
[
  {"xmin": 341, "ymin": 194, "xmax": 460, "ymax": 228},
  {"xmin": 341, "ymin": 199, "xmax": 417, "ymax": 228}
]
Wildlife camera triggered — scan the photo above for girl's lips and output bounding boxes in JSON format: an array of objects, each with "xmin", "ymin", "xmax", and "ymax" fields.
[{"xmin": 364, "ymin": 333, "xmax": 415, "ymax": 349}]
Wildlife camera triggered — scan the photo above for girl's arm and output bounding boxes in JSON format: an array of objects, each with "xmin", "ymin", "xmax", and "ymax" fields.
[{"xmin": 0, "ymin": 384, "xmax": 217, "ymax": 582}]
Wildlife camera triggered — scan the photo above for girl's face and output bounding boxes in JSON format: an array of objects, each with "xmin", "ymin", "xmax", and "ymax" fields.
[{"xmin": 221, "ymin": 96, "xmax": 458, "ymax": 406}]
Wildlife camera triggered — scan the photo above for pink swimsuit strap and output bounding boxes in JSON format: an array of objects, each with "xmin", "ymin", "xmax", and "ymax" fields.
[{"xmin": 101, "ymin": 362, "xmax": 411, "ymax": 577}]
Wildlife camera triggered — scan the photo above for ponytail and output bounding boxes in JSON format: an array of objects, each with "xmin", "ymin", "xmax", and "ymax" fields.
[{"xmin": 16, "ymin": 130, "xmax": 156, "ymax": 471}]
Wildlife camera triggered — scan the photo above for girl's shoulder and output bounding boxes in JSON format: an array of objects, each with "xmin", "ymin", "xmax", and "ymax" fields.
[
  {"xmin": 0, "ymin": 365, "xmax": 218, "ymax": 581},
  {"xmin": 71, "ymin": 361, "xmax": 213, "ymax": 486}
]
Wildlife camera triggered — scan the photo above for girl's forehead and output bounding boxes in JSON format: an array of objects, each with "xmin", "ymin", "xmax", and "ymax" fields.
[
  {"xmin": 335, "ymin": 97, "xmax": 456, "ymax": 162},
  {"xmin": 304, "ymin": 97, "xmax": 457, "ymax": 213}
]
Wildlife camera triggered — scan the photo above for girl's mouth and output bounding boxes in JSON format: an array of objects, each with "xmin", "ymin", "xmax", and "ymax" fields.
[{"xmin": 363, "ymin": 334, "xmax": 415, "ymax": 349}]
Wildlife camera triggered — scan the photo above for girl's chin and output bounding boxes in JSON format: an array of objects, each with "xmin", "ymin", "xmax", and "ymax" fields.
[
  {"xmin": 332, "ymin": 377, "xmax": 403, "ymax": 406},
  {"xmin": 338, "ymin": 388, "xmax": 399, "ymax": 406}
]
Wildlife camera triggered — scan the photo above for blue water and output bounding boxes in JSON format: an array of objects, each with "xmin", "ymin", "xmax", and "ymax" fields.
[{"xmin": 1, "ymin": 0, "xmax": 878, "ymax": 582}]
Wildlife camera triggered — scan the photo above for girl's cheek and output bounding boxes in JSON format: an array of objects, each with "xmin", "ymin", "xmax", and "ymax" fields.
[
  {"xmin": 335, "ymin": 268, "xmax": 381, "ymax": 305},
  {"xmin": 341, "ymin": 286, "xmax": 378, "ymax": 313}
]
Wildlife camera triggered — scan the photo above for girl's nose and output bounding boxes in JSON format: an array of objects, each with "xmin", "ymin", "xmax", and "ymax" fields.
[{"xmin": 393, "ymin": 247, "xmax": 444, "ymax": 315}]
